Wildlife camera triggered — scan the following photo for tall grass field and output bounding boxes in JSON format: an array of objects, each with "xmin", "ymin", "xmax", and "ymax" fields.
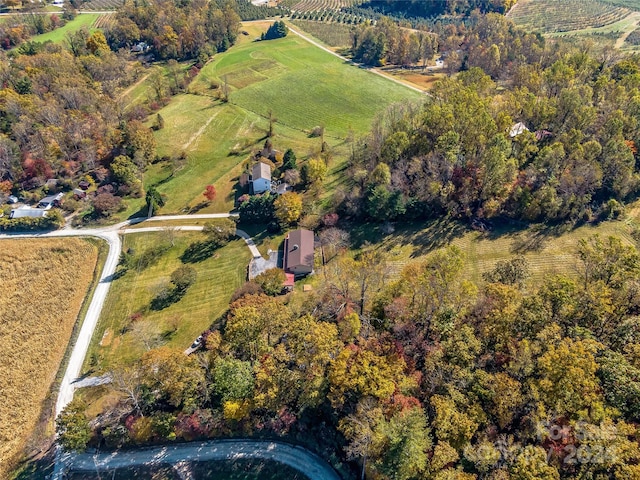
[{"xmin": 0, "ymin": 238, "xmax": 98, "ymax": 478}]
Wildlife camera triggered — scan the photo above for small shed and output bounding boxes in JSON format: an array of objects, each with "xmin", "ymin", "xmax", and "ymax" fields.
[
  {"xmin": 509, "ymin": 122, "xmax": 529, "ymax": 138},
  {"xmin": 283, "ymin": 228, "xmax": 315, "ymax": 276},
  {"xmin": 73, "ymin": 188, "xmax": 86, "ymax": 199},
  {"xmin": 251, "ymin": 162, "xmax": 272, "ymax": 194}
]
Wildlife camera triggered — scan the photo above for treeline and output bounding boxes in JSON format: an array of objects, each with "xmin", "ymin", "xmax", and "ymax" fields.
[
  {"xmin": 106, "ymin": 0, "xmax": 241, "ymax": 60},
  {"xmin": 232, "ymin": 0, "xmax": 289, "ymax": 21},
  {"xmin": 340, "ymin": 14, "xmax": 640, "ymax": 224},
  {"xmin": 0, "ymin": 11, "xmax": 74, "ymax": 50},
  {"xmin": 351, "ymin": 17, "xmax": 438, "ymax": 66},
  {"xmin": 360, "ymin": 0, "xmax": 516, "ymax": 18},
  {"xmin": 57, "ymin": 234, "xmax": 640, "ymax": 479}
]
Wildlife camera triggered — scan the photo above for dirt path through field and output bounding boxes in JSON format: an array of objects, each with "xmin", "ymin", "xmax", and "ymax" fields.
[
  {"xmin": 286, "ymin": 24, "xmax": 427, "ymax": 95},
  {"xmin": 119, "ymin": 72, "xmax": 150, "ymax": 101},
  {"xmin": 183, "ymin": 108, "xmax": 222, "ymax": 150},
  {"xmin": 615, "ymin": 12, "xmax": 640, "ymax": 49}
]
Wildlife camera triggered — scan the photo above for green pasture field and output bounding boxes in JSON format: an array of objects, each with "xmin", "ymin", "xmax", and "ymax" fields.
[
  {"xmin": 84, "ymin": 231, "xmax": 251, "ymax": 370},
  {"xmin": 29, "ymin": 13, "xmax": 99, "ymax": 44},
  {"xmin": 136, "ymin": 21, "xmax": 421, "ymax": 215}
]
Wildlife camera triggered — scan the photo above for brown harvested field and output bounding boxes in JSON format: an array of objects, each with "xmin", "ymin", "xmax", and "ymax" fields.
[
  {"xmin": 0, "ymin": 238, "xmax": 99, "ymax": 477},
  {"xmin": 387, "ymin": 70, "xmax": 445, "ymax": 91}
]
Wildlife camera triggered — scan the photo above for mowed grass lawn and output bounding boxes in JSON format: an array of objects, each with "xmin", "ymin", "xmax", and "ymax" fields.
[
  {"xmin": 196, "ymin": 31, "xmax": 420, "ymax": 136},
  {"xmin": 29, "ymin": 13, "xmax": 99, "ymax": 44},
  {"xmin": 141, "ymin": 23, "xmax": 421, "ymax": 214},
  {"xmin": 85, "ymin": 231, "xmax": 251, "ymax": 370},
  {"xmin": 0, "ymin": 238, "xmax": 98, "ymax": 478}
]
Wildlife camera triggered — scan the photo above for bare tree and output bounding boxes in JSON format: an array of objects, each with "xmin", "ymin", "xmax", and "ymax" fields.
[
  {"xmin": 111, "ymin": 367, "xmax": 145, "ymax": 415},
  {"xmin": 319, "ymin": 227, "xmax": 350, "ymax": 264}
]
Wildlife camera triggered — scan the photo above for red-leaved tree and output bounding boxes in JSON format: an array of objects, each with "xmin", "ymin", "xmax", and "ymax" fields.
[{"xmin": 203, "ymin": 185, "xmax": 216, "ymax": 202}]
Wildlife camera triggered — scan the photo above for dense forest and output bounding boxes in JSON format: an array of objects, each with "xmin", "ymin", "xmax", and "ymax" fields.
[
  {"xmin": 0, "ymin": 0, "xmax": 246, "ymax": 221},
  {"xmin": 342, "ymin": 14, "xmax": 640, "ymax": 224},
  {"xmin": 58, "ymin": 230, "xmax": 640, "ymax": 480},
  {"xmin": 106, "ymin": 0, "xmax": 241, "ymax": 59}
]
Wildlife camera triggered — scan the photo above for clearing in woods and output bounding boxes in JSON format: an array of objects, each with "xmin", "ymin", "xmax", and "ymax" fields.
[
  {"xmin": 0, "ymin": 238, "xmax": 99, "ymax": 479},
  {"xmin": 132, "ymin": 21, "xmax": 421, "ymax": 215},
  {"xmin": 351, "ymin": 208, "xmax": 639, "ymax": 286}
]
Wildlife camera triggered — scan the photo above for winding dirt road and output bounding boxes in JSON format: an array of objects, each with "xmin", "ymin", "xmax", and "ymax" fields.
[{"xmin": 64, "ymin": 439, "xmax": 341, "ymax": 480}]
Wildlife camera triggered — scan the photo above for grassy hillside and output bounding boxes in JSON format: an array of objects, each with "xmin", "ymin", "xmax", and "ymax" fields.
[
  {"xmin": 135, "ymin": 21, "xmax": 420, "ymax": 215},
  {"xmin": 0, "ymin": 238, "xmax": 98, "ymax": 478},
  {"xmin": 85, "ymin": 231, "xmax": 251, "ymax": 370},
  {"xmin": 348, "ymin": 211, "xmax": 638, "ymax": 287},
  {"xmin": 29, "ymin": 13, "xmax": 99, "ymax": 44},
  {"xmin": 196, "ymin": 28, "xmax": 417, "ymax": 135},
  {"xmin": 507, "ymin": 0, "xmax": 633, "ymax": 32}
]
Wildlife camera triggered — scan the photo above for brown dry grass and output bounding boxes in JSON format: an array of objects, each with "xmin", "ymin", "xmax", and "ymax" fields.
[{"xmin": 0, "ymin": 238, "xmax": 98, "ymax": 478}]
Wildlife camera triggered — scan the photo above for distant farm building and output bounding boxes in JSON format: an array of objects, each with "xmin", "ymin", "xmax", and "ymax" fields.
[
  {"xmin": 283, "ymin": 228, "xmax": 315, "ymax": 276},
  {"xmin": 251, "ymin": 162, "xmax": 272, "ymax": 194}
]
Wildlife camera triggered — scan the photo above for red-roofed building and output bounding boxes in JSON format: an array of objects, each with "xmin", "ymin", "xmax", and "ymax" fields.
[{"xmin": 283, "ymin": 228, "xmax": 315, "ymax": 276}]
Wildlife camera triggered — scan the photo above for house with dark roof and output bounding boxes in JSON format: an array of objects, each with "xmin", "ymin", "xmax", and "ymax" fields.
[
  {"xmin": 38, "ymin": 192, "xmax": 63, "ymax": 210},
  {"xmin": 251, "ymin": 162, "xmax": 272, "ymax": 194},
  {"xmin": 283, "ymin": 228, "xmax": 315, "ymax": 276}
]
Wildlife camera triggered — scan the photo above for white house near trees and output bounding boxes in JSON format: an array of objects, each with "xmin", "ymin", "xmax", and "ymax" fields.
[{"xmin": 251, "ymin": 162, "xmax": 272, "ymax": 194}]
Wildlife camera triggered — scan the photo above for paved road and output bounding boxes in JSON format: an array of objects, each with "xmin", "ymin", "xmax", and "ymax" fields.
[{"xmin": 64, "ymin": 439, "xmax": 341, "ymax": 480}]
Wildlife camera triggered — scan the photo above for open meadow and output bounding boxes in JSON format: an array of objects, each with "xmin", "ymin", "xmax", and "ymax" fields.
[
  {"xmin": 29, "ymin": 13, "xmax": 100, "ymax": 44},
  {"xmin": 84, "ymin": 231, "xmax": 251, "ymax": 372},
  {"xmin": 0, "ymin": 238, "xmax": 99, "ymax": 478},
  {"xmin": 134, "ymin": 21, "xmax": 421, "ymax": 215}
]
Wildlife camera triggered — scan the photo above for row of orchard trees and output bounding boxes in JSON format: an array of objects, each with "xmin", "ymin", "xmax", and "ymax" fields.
[
  {"xmin": 106, "ymin": 0, "xmax": 241, "ymax": 60},
  {"xmin": 364, "ymin": 0, "xmax": 517, "ymax": 18},
  {"xmin": 340, "ymin": 15, "xmax": 640, "ymax": 224},
  {"xmin": 58, "ymin": 232, "xmax": 640, "ymax": 479}
]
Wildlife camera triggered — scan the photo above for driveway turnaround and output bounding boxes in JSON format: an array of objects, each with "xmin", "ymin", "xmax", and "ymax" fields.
[{"xmin": 64, "ymin": 439, "xmax": 342, "ymax": 480}]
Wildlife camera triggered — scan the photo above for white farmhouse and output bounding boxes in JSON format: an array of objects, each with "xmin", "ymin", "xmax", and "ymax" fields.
[{"xmin": 251, "ymin": 162, "xmax": 272, "ymax": 194}]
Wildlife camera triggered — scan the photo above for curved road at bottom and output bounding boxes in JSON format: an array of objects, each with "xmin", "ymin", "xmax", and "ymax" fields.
[{"xmin": 63, "ymin": 439, "xmax": 341, "ymax": 480}]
